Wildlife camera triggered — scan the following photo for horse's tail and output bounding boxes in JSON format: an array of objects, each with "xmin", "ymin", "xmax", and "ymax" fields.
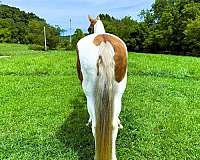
[{"xmin": 95, "ymin": 41, "xmax": 115, "ymax": 160}]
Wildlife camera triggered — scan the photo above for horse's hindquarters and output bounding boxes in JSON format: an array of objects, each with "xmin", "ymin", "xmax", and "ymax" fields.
[{"xmin": 77, "ymin": 33, "xmax": 128, "ymax": 160}]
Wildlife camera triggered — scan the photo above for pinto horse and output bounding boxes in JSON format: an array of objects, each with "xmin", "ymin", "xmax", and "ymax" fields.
[{"xmin": 76, "ymin": 15, "xmax": 128, "ymax": 160}]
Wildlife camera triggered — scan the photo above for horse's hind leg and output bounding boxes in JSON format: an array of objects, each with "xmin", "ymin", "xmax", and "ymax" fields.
[
  {"xmin": 82, "ymin": 76, "xmax": 96, "ymax": 127},
  {"xmin": 111, "ymin": 91, "xmax": 123, "ymax": 160},
  {"xmin": 112, "ymin": 116, "xmax": 119, "ymax": 160},
  {"xmin": 114, "ymin": 92, "xmax": 123, "ymax": 129},
  {"xmin": 114, "ymin": 74, "xmax": 127, "ymax": 129},
  {"xmin": 85, "ymin": 95, "xmax": 95, "ymax": 126},
  {"xmin": 111, "ymin": 92, "xmax": 124, "ymax": 160}
]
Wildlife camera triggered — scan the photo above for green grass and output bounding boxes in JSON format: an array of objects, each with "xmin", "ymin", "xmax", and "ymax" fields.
[{"xmin": 0, "ymin": 43, "xmax": 200, "ymax": 159}]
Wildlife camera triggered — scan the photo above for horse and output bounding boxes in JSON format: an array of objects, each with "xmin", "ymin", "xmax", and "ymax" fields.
[{"xmin": 76, "ymin": 15, "xmax": 128, "ymax": 160}]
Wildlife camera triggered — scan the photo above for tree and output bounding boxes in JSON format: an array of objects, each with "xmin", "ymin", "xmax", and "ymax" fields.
[
  {"xmin": 0, "ymin": 18, "xmax": 13, "ymax": 42},
  {"xmin": 72, "ymin": 28, "xmax": 85, "ymax": 48},
  {"xmin": 100, "ymin": 14, "xmax": 147, "ymax": 51},
  {"xmin": 27, "ymin": 20, "xmax": 45, "ymax": 45},
  {"xmin": 46, "ymin": 25, "xmax": 59, "ymax": 49},
  {"xmin": 141, "ymin": 0, "xmax": 200, "ymax": 53},
  {"xmin": 184, "ymin": 16, "xmax": 200, "ymax": 51},
  {"xmin": 27, "ymin": 20, "xmax": 59, "ymax": 49}
]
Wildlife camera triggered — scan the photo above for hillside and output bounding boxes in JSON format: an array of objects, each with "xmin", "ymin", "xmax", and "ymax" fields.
[
  {"xmin": 0, "ymin": 5, "xmax": 44, "ymax": 22},
  {"xmin": 0, "ymin": 5, "xmax": 59, "ymax": 49}
]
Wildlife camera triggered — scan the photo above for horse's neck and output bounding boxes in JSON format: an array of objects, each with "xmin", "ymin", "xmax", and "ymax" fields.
[{"xmin": 94, "ymin": 21, "xmax": 105, "ymax": 34}]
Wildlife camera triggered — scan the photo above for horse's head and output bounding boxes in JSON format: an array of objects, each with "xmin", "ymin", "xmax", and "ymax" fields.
[
  {"xmin": 88, "ymin": 15, "xmax": 105, "ymax": 34},
  {"xmin": 88, "ymin": 15, "xmax": 98, "ymax": 34}
]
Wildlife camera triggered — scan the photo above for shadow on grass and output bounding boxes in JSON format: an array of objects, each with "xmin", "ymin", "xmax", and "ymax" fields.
[{"xmin": 56, "ymin": 93, "xmax": 95, "ymax": 160}]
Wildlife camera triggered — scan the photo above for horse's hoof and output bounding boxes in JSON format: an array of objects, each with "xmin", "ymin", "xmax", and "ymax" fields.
[
  {"xmin": 112, "ymin": 156, "xmax": 117, "ymax": 160},
  {"xmin": 86, "ymin": 118, "xmax": 92, "ymax": 127},
  {"xmin": 118, "ymin": 123, "xmax": 123, "ymax": 129},
  {"xmin": 86, "ymin": 122, "xmax": 90, "ymax": 127}
]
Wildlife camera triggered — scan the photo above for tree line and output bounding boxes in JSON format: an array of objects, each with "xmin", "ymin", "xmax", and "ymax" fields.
[
  {"xmin": 100, "ymin": 0, "xmax": 200, "ymax": 54},
  {"xmin": 0, "ymin": 0, "xmax": 200, "ymax": 54}
]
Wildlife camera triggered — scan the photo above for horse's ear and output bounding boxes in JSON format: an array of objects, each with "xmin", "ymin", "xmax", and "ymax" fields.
[
  {"xmin": 96, "ymin": 16, "xmax": 100, "ymax": 20},
  {"xmin": 88, "ymin": 15, "xmax": 94, "ymax": 22}
]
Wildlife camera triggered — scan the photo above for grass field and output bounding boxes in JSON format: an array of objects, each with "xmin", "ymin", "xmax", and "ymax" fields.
[{"xmin": 0, "ymin": 43, "xmax": 200, "ymax": 160}]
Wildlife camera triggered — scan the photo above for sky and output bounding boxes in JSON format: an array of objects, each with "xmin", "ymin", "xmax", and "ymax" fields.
[{"xmin": 2, "ymin": 0, "xmax": 154, "ymax": 34}]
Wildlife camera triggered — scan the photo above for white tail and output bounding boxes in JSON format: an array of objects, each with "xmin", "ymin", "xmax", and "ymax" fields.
[{"xmin": 95, "ymin": 42, "xmax": 115, "ymax": 160}]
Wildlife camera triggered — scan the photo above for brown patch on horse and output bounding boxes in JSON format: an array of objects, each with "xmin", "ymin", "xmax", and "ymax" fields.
[
  {"xmin": 93, "ymin": 34, "xmax": 127, "ymax": 82},
  {"xmin": 90, "ymin": 19, "xmax": 97, "ymax": 25},
  {"xmin": 76, "ymin": 46, "xmax": 83, "ymax": 83},
  {"xmin": 88, "ymin": 15, "xmax": 97, "ymax": 25}
]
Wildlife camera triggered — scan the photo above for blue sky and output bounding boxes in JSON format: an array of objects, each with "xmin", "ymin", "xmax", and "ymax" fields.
[{"xmin": 2, "ymin": 0, "xmax": 154, "ymax": 34}]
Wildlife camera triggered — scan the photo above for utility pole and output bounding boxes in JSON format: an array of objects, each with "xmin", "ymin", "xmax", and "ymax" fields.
[
  {"xmin": 44, "ymin": 26, "xmax": 47, "ymax": 51},
  {"xmin": 69, "ymin": 18, "xmax": 72, "ymax": 46}
]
